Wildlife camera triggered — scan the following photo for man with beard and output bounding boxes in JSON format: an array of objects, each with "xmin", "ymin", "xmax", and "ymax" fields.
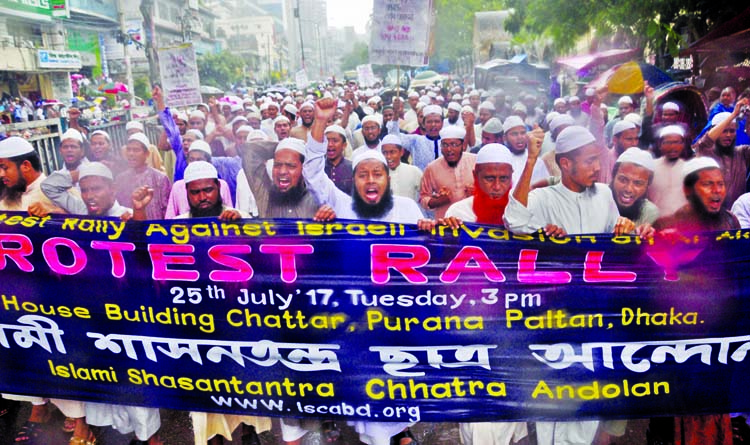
[
  {"xmin": 693, "ymin": 98, "xmax": 750, "ymax": 208},
  {"xmin": 600, "ymin": 120, "xmax": 640, "ymax": 184},
  {"xmin": 502, "ymin": 116, "xmax": 549, "ymax": 185},
  {"xmin": 112, "ymin": 133, "xmax": 170, "ymax": 219},
  {"xmin": 445, "ymin": 143, "xmax": 515, "ymax": 226},
  {"xmin": 0, "ymin": 136, "xmax": 62, "ymax": 213},
  {"xmin": 611, "ymin": 147, "xmax": 659, "ymax": 225},
  {"xmin": 444, "ymin": 102, "xmax": 463, "ymax": 127},
  {"xmin": 567, "ymin": 96, "xmax": 589, "ymax": 126},
  {"xmin": 604, "ymin": 96, "xmax": 635, "ymax": 146},
  {"xmin": 171, "ymin": 162, "xmax": 247, "ymax": 219},
  {"xmin": 419, "ymin": 125, "xmax": 477, "ymax": 218},
  {"xmin": 381, "ymin": 134, "xmax": 422, "ymax": 201},
  {"xmin": 505, "ymin": 125, "xmax": 649, "ymax": 445},
  {"xmin": 239, "ymin": 137, "xmax": 320, "ymax": 218},
  {"xmin": 474, "ymin": 117, "xmax": 504, "ymax": 151},
  {"xmin": 648, "ymin": 125, "xmax": 690, "ymax": 216},
  {"xmin": 323, "ymin": 125, "xmax": 353, "ymax": 193},
  {"xmin": 351, "ymin": 115, "xmax": 383, "ymax": 158},
  {"xmin": 305, "ymin": 98, "xmax": 425, "ymax": 223}
]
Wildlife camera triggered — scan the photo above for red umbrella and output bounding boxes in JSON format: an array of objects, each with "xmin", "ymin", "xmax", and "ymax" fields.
[{"xmin": 98, "ymin": 82, "xmax": 128, "ymax": 94}]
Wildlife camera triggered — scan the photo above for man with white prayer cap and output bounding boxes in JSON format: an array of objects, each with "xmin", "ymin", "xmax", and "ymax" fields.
[
  {"xmin": 273, "ymin": 115, "xmax": 292, "ymax": 141},
  {"xmin": 599, "ymin": 120, "xmax": 640, "ymax": 185},
  {"xmin": 539, "ymin": 114, "xmax": 576, "ymax": 177},
  {"xmin": 692, "ymin": 97, "xmax": 750, "ymax": 208},
  {"xmin": 444, "ymin": 101, "xmax": 463, "ymax": 127},
  {"xmin": 112, "ymin": 133, "xmax": 170, "ymax": 219},
  {"xmin": 323, "ymin": 124, "xmax": 353, "ymax": 193},
  {"xmin": 0, "ymin": 137, "xmax": 63, "ymax": 213},
  {"xmin": 282, "ymin": 103, "xmax": 298, "ymax": 123},
  {"xmin": 660, "ymin": 101, "xmax": 681, "ymax": 124},
  {"xmin": 648, "ymin": 125, "xmax": 690, "ymax": 216},
  {"xmin": 502, "ymin": 115, "xmax": 550, "ymax": 186},
  {"xmin": 380, "ymin": 133, "xmax": 422, "ymax": 201},
  {"xmin": 59, "ymin": 128, "xmax": 88, "ymax": 173},
  {"xmin": 290, "ymin": 101, "xmax": 316, "ymax": 140},
  {"xmin": 610, "ymin": 147, "xmax": 659, "ymax": 225},
  {"xmin": 470, "ymin": 117, "xmax": 504, "ymax": 153},
  {"xmin": 567, "ymin": 95, "xmax": 589, "ymax": 126},
  {"xmin": 553, "ymin": 97, "xmax": 567, "ymax": 113},
  {"xmin": 351, "ymin": 114, "xmax": 384, "ymax": 158},
  {"xmin": 505, "ymin": 126, "xmax": 650, "ymax": 445},
  {"xmin": 419, "ymin": 125, "xmax": 477, "ymax": 218}
]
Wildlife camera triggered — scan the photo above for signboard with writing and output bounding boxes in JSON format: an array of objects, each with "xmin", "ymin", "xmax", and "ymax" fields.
[
  {"xmin": 157, "ymin": 43, "xmax": 202, "ymax": 108},
  {"xmin": 370, "ymin": 0, "xmax": 432, "ymax": 67},
  {"xmin": 295, "ymin": 69, "xmax": 309, "ymax": 90},
  {"xmin": 0, "ymin": 0, "xmax": 67, "ymax": 20},
  {"xmin": 356, "ymin": 64, "xmax": 376, "ymax": 87},
  {"xmin": 38, "ymin": 50, "xmax": 82, "ymax": 70}
]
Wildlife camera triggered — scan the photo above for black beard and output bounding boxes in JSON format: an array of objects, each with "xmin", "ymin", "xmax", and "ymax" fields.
[
  {"xmin": 688, "ymin": 192, "xmax": 722, "ymax": 223},
  {"xmin": 190, "ymin": 196, "xmax": 224, "ymax": 217},
  {"xmin": 717, "ymin": 140, "xmax": 735, "ymax": 156},
  {"xmin": 2, "ymin": 176, "xmax": 27, "ymax": 205},
  {"xmin": 302, "ymin": 120, "xmax": 313, "ymax": 128},
  {"xmin": 352, "ymin": 187, "xmax": 394, "ymax": 219},
  {"xmin": 614, "ymin": 195, "xmax": 646, "ymax": 221},
  {"xmin": 269, "ymin": 182, "xmax": 306, "ymax": 205},
  {"xmin": 364, "ymin": 136, "xmax": 380, "ymax": 147}
]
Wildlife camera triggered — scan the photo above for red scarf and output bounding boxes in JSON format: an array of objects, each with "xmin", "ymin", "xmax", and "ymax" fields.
[{"xmin": 472, "ymin": 178, "xmax": 510, "ymax": 225}]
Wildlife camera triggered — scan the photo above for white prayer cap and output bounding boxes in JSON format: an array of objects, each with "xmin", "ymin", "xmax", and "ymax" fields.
[
  {"xmin": 246, "ymin": 130, "xmax": 269, "ymax": 142},
  {"xmin": 545, "ymin": 111, "xmax": 560, "ymax": 125},
  {"xmin": 189, "ymin": 110, "xmax": 206, "ymax": 120},
  {"xmin": 618, "ymin": 96, "xmax": 634, "ymax": 106},
  {"xmin": 461, "ymin": 99, "xmax": 471, "ymax": 106},
  {"xmin": 352, "ymin": 149, "xmax": 387, "ymax": 170},
  {"xmin": 188, "ymin": 140, "xmax": 212, "ymax": 155},
  {"xmin": 662, "ymin": 102, "xmax": 680, "ymax": 112},
  {"xmin": 275, "ymin": 137, "xmax": 306, "ymax": 156},
  {"xmin": 324, "ymin": 125, "xmax": 347, "ymax": 139},
  {"xmin": 299, "ymin": 101, "xmax": 315, "ymax": 110},
  {"xmin": 236, "ymin": 125, "xmax": 253, "ymax": 135},
  {"xmin": 198, "ymin": 103, "xmax": 209, "ymax": 110},
  {"xmin": 175, "ymin": 112, "xmax": 189, "ymax": 123},
  {"xmin": 362, "ymin": 105, "xmax": 374, "ymax": 116},
  {"xmin": 266, "ymin": 101, "xmax": 279, "ymax": 109},
  {"xmin": 478, "ymin": 101, "xmax": 495, "ymax": 112},
  {"xmin": 419, "ymin": 95, "xmax": 431, "ymax": 105},
  {"xmin": 682, "ymin": 157, "xmax": 720, "ymax": 179},
  {"xmin": 616, "ymin": 147, "xmax": 655, "ymax": 172},
  {"xmin": 283, "ymin": 104, "xmax": 298, "ymax": 115},
  {"xmin": 483, "ymin": 117, "xmax": 503, "ymax": 134},
  {"xmin": 0, "ymin": 137, "xmax": 34, "ymax": 158},
  {"xmin": 549, "ymin": 114, "xmax": 575, "ymax": 133},
  {"xmin": 79, "ymin": 162, "xmax": 113, "ymax": 181},
  {"xmin": 282, "ymin": 96, "xmax": 293, "ymax": 104},
  {"xmin": 184, "ymin": 161, "xmax": 218, "ymax": 183},
  {"xmin": 623, "ymin": 113, "xmax": 643, "ymax": 127},
  {"xmin": 185, "ymin": 129, "xmax": 204, "ymax": 140},
  {"xmin": 503, "ymin": 115, "xmax": 525, "ymax": 133},
  {"xmin": 247, "ymin": 105, "xmax": 259, "ymax": 113},
  {"xmin": 90, "ymin": 130, "xmax": 111, "ymax": 141},
  {"xmin": 453, "ymin": 94, "xmax": 463, "ymax": 101},
  {"xmin": 461, "ymin": 105, "xmax": 474, "ymax": 115},
  {"xmin": 61, "ymin": 128, "xmax": 84, "ymax": 143},
  {"xmin": 469, "ymin": 90, "xmax": 480, "ymax": 98},
  {"xmin": 556, "ymin": 126, "xmax": 596, "ymax": 154},
  {"xmin": 362, "ymin": 114, "xmax": 383, "ymax": 127},
  {"xmin": 243, "ymin": 97, "xmax": 254, "ymax": 104},
  {"xmin": 436, "ymin": 95, "xmax": 444, "ymax": 102},
  {"xmin": 423, "ymin": 105, "xmax": 442, "ymax": 117},
  {"xmin": 585, "ymin": 87, "xmax": 596, "ymax": 97},
  {"xmin": 711, "ymin": 111, "xmax": 733, "ymax": 127},
  {"xmin": 246, "ymin": 111, "xmax": 261, "ymax": 120},
  {"xmin": 230, "ymin": 103, "xmax": 243, "ymax": 112},
  {"xmin": 553, "ymin": 98, "xmax": 566, "ymax": 107},
  {"xmin": 125, "ymin": 121, "xmax": 144, "ymax": 131},
  {"xmin": 476, "ymin": 143, "xmax": 513, "ymax": 166},
  {"xmin": 613, "ymin": 120, "xmax": 637, "ymax": 136},
  {"xmin": 427, "ymin": 91, "xmax": 437, "ymax": 98},
  {"xmin": 512, "ymin": 102, "xmax": 526, "ymax": 112},
  {"xmin": 408, "ymin": 91, "xmax": 419, "ymax": 99},
  {"xmin": 659, "ymin": 125, "xmax": 686, "ymax": 139},
  {"xmin": 367, "ymin": 96, "xmax": 379, "ymax": 104},
  {"xmin": 273, "ymin": 115, "xmax": 290, "ymax": 126},
  {"xmin": 127, "ymin": 132, "xmax": 150, "ymax": 149},
  {"xmin": 260, "ymin": 102, "xmax": 270, "ymax": 111},
  {"xmin": 439, "ymin": 125, "xmax": 466, "ymax": 140},
  {"xmin": 447, "ymin": 102, "xmax": 462, "ymax": 112},
  {"xmin": 381, "ymin": 134, "xmax": 403, "ymax": 147},
  {"xmin": 230, "ymin": 116, "xmax": 248, "ymax": 126},
  {"xmin": 568, "ymin": 96, "xmax": 581, "ymax": 103}
]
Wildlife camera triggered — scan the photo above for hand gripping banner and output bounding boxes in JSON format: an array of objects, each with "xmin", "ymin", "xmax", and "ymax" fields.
[{"xmin": 0, "ymin": 211, "xmax": 749, "ymax": 423}]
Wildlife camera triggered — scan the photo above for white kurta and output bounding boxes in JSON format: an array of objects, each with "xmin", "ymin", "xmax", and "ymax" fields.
[
  {"xmin": 389, "ymin": 162, "xmax": 423, "ymax": 202},
  {"xmin": 648, "ymin": 157, "xmax": 688, "ymax": 217},
  {"xmin": 503, "ymin": 182, "xmax": 619, "ymax": 235},
  {"xmin": 509, "ymin": 149, "xmax": 550, "ymax": 187}
]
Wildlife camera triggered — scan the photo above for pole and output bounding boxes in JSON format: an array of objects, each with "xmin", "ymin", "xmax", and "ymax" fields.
[
  {"xmin": 396, "ymin": 65, "xmax": 400, "ymax": 99},
  {"xmin": 296, "ymin": 0, "xmax": 305, "ymax": 70},
  {"xmin": 117, "ymin": 0, "xmax": 134, "ymax": 99}
]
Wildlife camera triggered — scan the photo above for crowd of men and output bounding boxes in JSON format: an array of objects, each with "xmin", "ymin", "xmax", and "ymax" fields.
[{"xmin": 0, "ymin": 77, "xmax": 748, "ymax": 445}]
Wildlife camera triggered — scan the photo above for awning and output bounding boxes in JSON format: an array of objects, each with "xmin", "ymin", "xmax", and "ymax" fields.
[{"xmin": 556, "ymin": 48, "xmax": 639, "ymax": 72}]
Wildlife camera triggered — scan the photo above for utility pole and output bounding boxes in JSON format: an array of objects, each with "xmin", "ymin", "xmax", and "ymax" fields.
[
  {"xmin": 295, "ymin": 0, "xmax": 305, "ymax": 70},
  {"xmin": 117, "ymin": 0, "xmax": 134, "ymax": 98}
]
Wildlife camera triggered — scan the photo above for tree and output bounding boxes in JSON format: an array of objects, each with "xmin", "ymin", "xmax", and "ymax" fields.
[
  {"xmin": 198, "ymin": 51, "xmax": 248, "ymax": 89},
  {"xmin": 340, "ymin": 41, "xmax": 369, "ymax": 72},
  {"xmin": 505, "ymin": 0, "xmax": 747, "ymax": 66}
]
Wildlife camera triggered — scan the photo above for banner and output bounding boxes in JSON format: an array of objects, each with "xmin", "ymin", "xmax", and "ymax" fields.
[
  {"xmin": 0, "ymin": 0, "xmax": 67, "ymax": 20},
  {"xmin": 370, "ymin": 0, "xmax": 432, "ymax": 67},
  {"xmin": 356, "ymin": 64, "xmax": 376, "ymax": 88},
  {"xmin": 1, "ymin": 212, "xmax": 750, "ymax": 422},
  {"xmin": 158, "ymin": 43, "xmax": 202, "ymax": 108}
]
